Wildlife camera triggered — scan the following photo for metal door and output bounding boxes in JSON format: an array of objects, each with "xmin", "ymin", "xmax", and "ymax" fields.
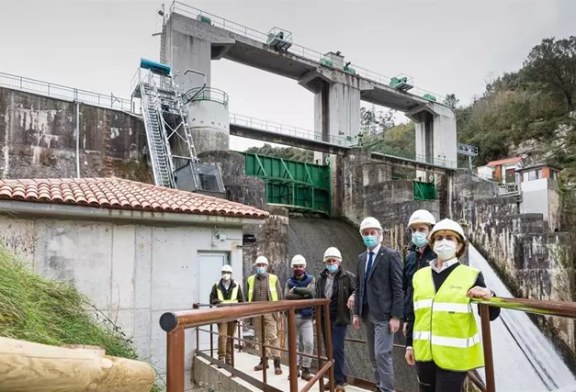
[{"xmin": 197, "ymin": 252, "xmax": 229, "ymax": 353}]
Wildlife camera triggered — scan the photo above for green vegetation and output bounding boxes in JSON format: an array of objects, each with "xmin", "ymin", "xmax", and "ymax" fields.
[
  {"xmin": 0, "ymin": 244, "xmax": 162, "ymax": 391},
  {"xmin": 245, "ymin": 143, "xmax": 314, "ymax": 163}
]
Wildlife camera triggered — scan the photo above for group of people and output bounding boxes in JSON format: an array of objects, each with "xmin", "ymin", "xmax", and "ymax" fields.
[{"xmin": 209, "ymin": 211, "xmax": 499, "ymax": 392}]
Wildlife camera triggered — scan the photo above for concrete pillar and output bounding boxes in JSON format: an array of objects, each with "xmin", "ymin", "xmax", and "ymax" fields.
[
  {"xmin": 162, "ymin": 17, "xmax": 211, "ymax": 90},
  {"xmin": 410, "ymin": 103, "xmax": 457, "ymax": 170}
]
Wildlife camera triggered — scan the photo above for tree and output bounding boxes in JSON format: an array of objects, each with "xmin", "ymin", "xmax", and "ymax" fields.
[
  {"xmin": 360, "ymin": 106, "xmax": 395, "ymax": 136},
  {"xmin": 443, "ymin": 93, "xmax": 460, "ymax": 109},
  {"xmin": 523, "ymin": 36, "xmax": 576, "ymax": 110}
]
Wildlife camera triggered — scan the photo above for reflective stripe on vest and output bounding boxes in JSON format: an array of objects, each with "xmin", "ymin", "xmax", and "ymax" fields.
[
  {"xmin": 412, "ymin": 264, "xmax": 484, "ymax": 371},
  {"xmin": 217, "ymin": 284, "xmax": 239, "ymax": 303},
  {"xmin": 247, "ymin": 274, "xmax": 279, "ymax": 302}
]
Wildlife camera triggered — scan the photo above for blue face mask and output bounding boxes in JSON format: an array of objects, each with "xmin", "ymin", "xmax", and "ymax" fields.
[
  {"xmin": 256, "ymin": 267, "xmax": 266, "ymax": 275},
  {"xmin": 326, "ymin": 264, "xmax": 339, "ymax": 273},
  {"xmin": 411, "ymin": 232, "xmax": 428, "ymax": 248},
  {"xmin": 363, "ymin": 235, "xmax": 378, "ymax": 249}
]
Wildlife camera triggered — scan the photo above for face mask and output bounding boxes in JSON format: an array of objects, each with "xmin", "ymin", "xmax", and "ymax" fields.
[
  {"xmin": 222, "ymin": 273, "xmax": 231, "ymax": 281},
  {"xmin": 293, "ymin": 268, "xmax": 305, "ymax": 277},
  {"xmin": 326, "ymin": 264, "xmax": 338, "ymax": 273},
  {"xmin": 363, "ymin": 235, "xmax": 379, "ymax": 249},
  {"xmin": 412, "ymin": 232, "xmax": 428, "ymax": 248},
  {"xmin": 433, "ymin": 239, "xmax": 458, "ymax": 261},
  {"xmin": 256, "ymin": 267, "xmax": 266, "ymax": 275}
]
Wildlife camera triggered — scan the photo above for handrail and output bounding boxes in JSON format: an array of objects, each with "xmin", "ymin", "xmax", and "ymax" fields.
[
  {"xmin": 474, "ymin": 296, "xmax": 576, "ymax": 392},
  {"xmin": 160, "ymin": 299, "xmax": 334, "ymax": 392},
  {"xmin": 167, "ymin": 1, "xmax": 447, "ymax": 103},
  {"xmin": 0, "ymin": 70, "xmax": 136, "ymax": 113}
]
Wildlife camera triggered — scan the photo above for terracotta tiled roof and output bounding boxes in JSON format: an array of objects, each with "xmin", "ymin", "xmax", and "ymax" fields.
[
  {"xmin": 486, "ymin": 157, "xmax": 522, "ymax": 167},
  {"xmin": 0, "ymin": 178, "xmax": 268, "ymax": 219}
]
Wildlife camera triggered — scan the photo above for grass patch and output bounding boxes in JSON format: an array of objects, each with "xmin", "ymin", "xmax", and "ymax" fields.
[{"xmin": 0, "ymin": 245, "xmax": 163, "ymax": 391}]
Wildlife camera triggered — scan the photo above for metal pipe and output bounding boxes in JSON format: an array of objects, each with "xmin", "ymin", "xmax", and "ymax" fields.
[
  {"xmin": 161, "ymin": 299, "xmax": 329, "ymax": 331},
  {"xmin": 260, "ymin": 315, "xmax": 267, "ymax": 385},
  {"xmin": 300, "ymin": 360, "xmax": 333, "ymax": 392},
  {"xmin": 166, "ymin": 326, "xmax": 185, "ymax": 392},
  {"xmin": 314, "ymin": 305, "xmax": 325, "ymax": 391},
  {"xmin": 480, "ymin": 304, "xmax": 495, "ymax": 392},
  {"xmin": 209, "ymin": 323, "xmax": 214, "ymax": 358},
  {"xmin": 323, "ymin": 302, "xmax": 334, "ymax": 392},
  {"xmin": 287, "ymin": 309, "xmax": 298, "ymax": 391},
  {"xmin": 75, "ymin": 101, "xmax": 80, "ymax": 178}
]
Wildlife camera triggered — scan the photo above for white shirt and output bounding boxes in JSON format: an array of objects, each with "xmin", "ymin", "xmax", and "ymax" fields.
[{"xmin": 429, "ymin": 257, "xmax": 459, "ymax": 273}]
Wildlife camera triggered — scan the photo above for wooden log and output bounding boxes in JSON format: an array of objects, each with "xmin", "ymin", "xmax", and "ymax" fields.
[
  {"xmin": 94, "ymin": 356, "xmax": 155, "ymax": 392},
  {"xmin": 0, "ymin": 337, "xmax": 103, "ymax": 391},
  {"xmin": 0, "ymin": 337, "xmax": 154, "ymax": 392}
]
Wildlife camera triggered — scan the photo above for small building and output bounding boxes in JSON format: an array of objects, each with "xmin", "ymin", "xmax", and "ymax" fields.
[
  {"xmin": 477, "ymin": 157, "xmax": 523, "ymax": 184},
  {"xmin": 0, "ymin": 177, "xmax": 268, "ymax": 380},
  {"xmin": 517, "ymin": 163, "xmax": 561, "ymax": 231}
]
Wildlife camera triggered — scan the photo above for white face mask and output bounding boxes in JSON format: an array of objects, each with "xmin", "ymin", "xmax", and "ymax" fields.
[
  {"xmin": 222, "ymin": 273, "xmax": 232, "ymax": 281},
  {"xmin": 433, "ymin": 239, "xmax": 458, "ymax": 261}
]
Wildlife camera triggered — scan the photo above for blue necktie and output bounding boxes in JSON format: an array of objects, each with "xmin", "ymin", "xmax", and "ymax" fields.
[{"xmin": 363, "ymin": 251, "xmax": 374, "ymax": 305}]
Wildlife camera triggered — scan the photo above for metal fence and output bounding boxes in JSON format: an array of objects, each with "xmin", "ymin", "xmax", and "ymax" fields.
[
  {"xmin": 0, "ymin": 71, "xmax": 136, "ymax": 113},
  {"xmin": 168, "ymin": 1, "xmax": 446, "ymax": 103}
]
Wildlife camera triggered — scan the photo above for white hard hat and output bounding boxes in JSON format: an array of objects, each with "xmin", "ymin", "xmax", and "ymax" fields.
[
  {"xmin": 408, "ymin": 209, "xmax": 436, "ymax": 228},
  {"xmin": 429, "ymin": 219, "xmax": 466, "ymax": 243},
  {"xmin": 255, "ymin": 255, "xmax": 269, "ymax": 265},
  {"xmin": 221, "ymin": 265, "xmax": 233, "ymax": 273},
  {"xmin": 290, "ymin": 254, "xmax": 306, "ymax": 267},
  {"xmin": 360, "ymin": 216, "xmax": 382, "ymax": 233},
  {"xmin": 323, "ymin": 247, "xmax": 342, "ymax": 262}
]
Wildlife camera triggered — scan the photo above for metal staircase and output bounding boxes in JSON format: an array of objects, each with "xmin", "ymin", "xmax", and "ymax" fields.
[
  {"xmin": 139, "ymin": 82, "xmax": 176, "ymax": 188},
  {"xmin": 132, "ymin": 59, "xmax": 223, "ymax": 193}
]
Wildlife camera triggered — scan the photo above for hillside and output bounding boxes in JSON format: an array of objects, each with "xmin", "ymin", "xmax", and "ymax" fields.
[{"xmin": 0, "ymin": 244, "xmax": 161, "ymax": 390}]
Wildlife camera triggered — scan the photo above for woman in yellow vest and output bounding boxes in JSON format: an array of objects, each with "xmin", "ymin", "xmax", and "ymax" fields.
[{"xmin": 404, "ymin": 219, "xmax": 500, "ymax": 392}]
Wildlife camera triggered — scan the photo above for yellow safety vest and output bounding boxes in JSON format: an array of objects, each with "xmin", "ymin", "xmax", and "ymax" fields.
[
  {"xmin": 247, "ymin": 274, "xmax": 279, "ymax": 302},
  {"xmin": 216, "ymin": 283, "xmax": 239, "ymax": 303},
  {"xmin": 412, "ymin": 264, "xmax": 484, "ymax": 371}
]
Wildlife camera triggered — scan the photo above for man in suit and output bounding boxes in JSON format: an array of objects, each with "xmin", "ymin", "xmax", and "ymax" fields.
[{"xmin": 352, "ymin": 216, "xmax": 403, "ymax": 392}]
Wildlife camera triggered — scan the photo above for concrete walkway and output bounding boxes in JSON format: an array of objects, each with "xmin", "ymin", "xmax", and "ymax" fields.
[{"xmin": 209, "ymin": 351, "xmax": 367, "ymax": 392}]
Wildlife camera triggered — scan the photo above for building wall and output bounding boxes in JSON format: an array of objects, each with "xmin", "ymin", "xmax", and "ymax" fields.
[
  {"xmin": 339, "ymin": 150, "xmax": 443, "ymax": 250},
  {"xmin": 0, "ymin": 86, "xmax": 152, "ymax": 182},
  {"xmin": 452, "ymin": 172, "xmax": 576, "ymax": 361},
  {"xmin": 0, "ymin": 214, "xmax": 244, "ymax": 376}
]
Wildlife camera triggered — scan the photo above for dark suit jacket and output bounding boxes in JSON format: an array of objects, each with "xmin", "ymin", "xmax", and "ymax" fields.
[{"xmin": 353, "ymin": 245, "xmax": 404, "ymax": 322}]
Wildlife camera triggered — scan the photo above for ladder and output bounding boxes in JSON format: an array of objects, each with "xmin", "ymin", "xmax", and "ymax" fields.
[
  {"xmin": 137, "ymin": 70, "xmax": 202, "ymax": 190},
  {"xmin": 139, "ymin": 82, "xmax": 176, "ymax": 188}
]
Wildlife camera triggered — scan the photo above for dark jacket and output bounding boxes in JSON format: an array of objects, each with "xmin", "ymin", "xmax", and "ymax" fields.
[
  {"xmin": 353, "ymin": 245, "xmax": 404, "ymax": 321},
  {"xmin": 285, "ymin": 273, "xmax": 315, "ymax": 318},
  {"xmin": 316, "ymin": 267, "xmax": 356, "ymax": 326},
  {"xmin": 402, "ymin": 244, "xmax": 436, "ymax": 320},
  {"xmin": 209, "ymin": 279, "xmax": 244, "ymax": 305}
]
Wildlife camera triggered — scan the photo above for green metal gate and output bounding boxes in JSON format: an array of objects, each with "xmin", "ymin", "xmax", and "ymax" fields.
[
  {"xmin": 243, "ymin": 153, "xmax": 331, "ymax": 214},
  {"xmin": 413, "ymin": 181, "xmax": 436, "ymax": 200}
]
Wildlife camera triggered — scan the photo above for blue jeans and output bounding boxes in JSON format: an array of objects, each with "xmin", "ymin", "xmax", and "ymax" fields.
[{"xmin": 323, "ymin": 319, "xmax": 347, "ymax": 385}]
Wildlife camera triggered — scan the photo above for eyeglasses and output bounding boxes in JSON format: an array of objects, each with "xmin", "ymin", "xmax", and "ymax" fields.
[{"xmin": 324, "ymin": 259, "xmax": 339, "ymax": 264}]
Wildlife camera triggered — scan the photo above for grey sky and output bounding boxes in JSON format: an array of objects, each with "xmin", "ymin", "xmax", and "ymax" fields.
[{"xmin": 1, "ymin": 0, "xmax": 575, "ymax": 150}]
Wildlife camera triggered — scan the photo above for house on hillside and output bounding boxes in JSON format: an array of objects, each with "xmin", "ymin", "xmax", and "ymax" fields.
[
  {"xmin": 0, "ymin": 177, "xmax": 268, "ymax": 382},
  {"xmin": 518, "ymin": 163, "xmax": 562, "ymax": 231},
  {"xmin": 477, "ymin": 156, "xmax": 523, "ymax": 184}
]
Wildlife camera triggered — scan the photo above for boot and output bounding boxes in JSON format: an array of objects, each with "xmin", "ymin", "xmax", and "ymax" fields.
[
  {"xmin": 217, "ymin": 356, "xmax": 224, "ymax": 368},
  {"xmin": 273, "ymin": 357, "xmax": 283, "ymax": 375},
  {"xmin": 225, "ymin": 356, "xmax": 232, "ymax": 366},
  {"xmin": 287, "ymin": 366, "xmax": 301, "ymax": 380},
  {"xmin": 301, "ymin": 367, "xmax": 313, "ymax": 381},
  {"xmin": 335, "ymin": 384, "xmax": 346, "ymax": 392},
  {"xmin": 254, "ymin": 358, "xmax": 268, "ymax": 371}
]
